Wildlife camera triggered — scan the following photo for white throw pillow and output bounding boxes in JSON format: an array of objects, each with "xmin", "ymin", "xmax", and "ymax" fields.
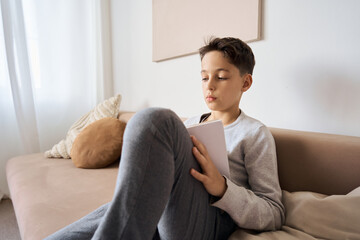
[{"xmin": 44, "ymin": 94, "xmax": 122, "ymax": 158}]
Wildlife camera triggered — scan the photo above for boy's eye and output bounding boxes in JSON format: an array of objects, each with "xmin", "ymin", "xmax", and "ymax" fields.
[
  {"xmin": 202, "ymin": 77, "xmax": 208, "ymax": 81},
  {"xmin": 218, "ymin": 77, "xmax": 227, "ymax": 80}
]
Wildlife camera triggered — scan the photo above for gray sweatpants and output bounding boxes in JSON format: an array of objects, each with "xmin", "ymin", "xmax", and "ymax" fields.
[{"xmin": 44, "ymin": 108, "xmax": 235, "ymax": 240}]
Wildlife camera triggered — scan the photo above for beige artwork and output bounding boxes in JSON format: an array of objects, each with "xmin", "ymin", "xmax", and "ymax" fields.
[{"xmin": 152, "ymin": 0, "xmax": 261, "ymax": 62}]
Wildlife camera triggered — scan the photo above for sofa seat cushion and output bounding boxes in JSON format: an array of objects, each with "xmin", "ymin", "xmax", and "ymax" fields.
[{"xmin": 6, "ymin": 153, "xmax": 118, "ymax": 240}]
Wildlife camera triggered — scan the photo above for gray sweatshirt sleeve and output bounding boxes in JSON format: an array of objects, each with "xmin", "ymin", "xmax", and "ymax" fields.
[{"xmin": 212, "ymin": 126, "xmax": 285, "ymax": 231}]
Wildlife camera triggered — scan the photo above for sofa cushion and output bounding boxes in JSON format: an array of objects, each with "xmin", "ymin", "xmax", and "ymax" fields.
[
  {"xmin": 71, "ymin": 117, "xmax": 126, "ymax": 168},
  {"xmin": 229, "ymin": 226, "xmax": 319, "ymax": 240},
  {"xmin": 282, "ymin": 188, "xmax": 360, "ymax": 239},
  {"xmin": 44, "ymin": 94, "xmax": 122, "ymax": 158},
  {"xmin": 6, "ymin": 153, "xmax": 118, "ymax": 240},
  {"xmin": 230, "ymin": 188, "xmax": 360, "ymax": 240},
  {"xmin": 270, "ymin": 128, "xmax": 360, "ymax": 195}
]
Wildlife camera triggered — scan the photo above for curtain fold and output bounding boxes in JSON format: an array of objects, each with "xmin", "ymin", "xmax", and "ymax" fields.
[
  {"xmin": 1, "ymin": 0, "xmax": 40, "ymax": 154},
  {"xmin": 95, "ymin": 0, "xmax": 114, "ymax": 102},
  {"xmin": 0, "ymin": 0, "xmax": 113, "ymax": 199}
]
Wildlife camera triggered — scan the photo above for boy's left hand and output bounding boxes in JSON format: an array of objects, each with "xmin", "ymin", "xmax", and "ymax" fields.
[{"xmin": 190, "ymin": 135, "xmax": 227, "ymax": 198}]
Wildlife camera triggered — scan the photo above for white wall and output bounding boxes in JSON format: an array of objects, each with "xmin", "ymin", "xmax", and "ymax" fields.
[{"xmin": 111, "ymin": 0, "xmax": 360, "ymax": 137}]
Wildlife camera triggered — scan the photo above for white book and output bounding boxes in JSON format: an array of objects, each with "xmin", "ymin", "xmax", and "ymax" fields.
[{"xmin": 186, "ymin": 120, "xmax": 230, "ymax": 178}]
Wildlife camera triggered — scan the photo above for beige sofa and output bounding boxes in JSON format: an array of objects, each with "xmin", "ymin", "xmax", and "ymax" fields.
[{"xmin": 6, "ymin": 112, "xmax": 360, "ymax": 240}]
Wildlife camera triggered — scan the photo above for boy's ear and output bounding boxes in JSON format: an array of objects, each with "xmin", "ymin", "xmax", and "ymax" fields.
[{"xmin": 242, "ymin": 74, "xmax": 253, "ymax": 92}]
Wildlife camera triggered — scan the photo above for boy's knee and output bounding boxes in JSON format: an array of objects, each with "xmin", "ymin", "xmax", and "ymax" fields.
[
  {"xmin": 129, "ymin": 107, "xmax": 180, "ymax": 128},
  {"xmin": 136, "ymin": 107, "xmax": 177, "ymax": 122}
]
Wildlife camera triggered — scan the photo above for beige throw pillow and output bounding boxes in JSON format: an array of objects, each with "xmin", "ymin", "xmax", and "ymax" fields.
[
  {"xmin": 229, "ymin": 188, "xmax": 360, "ymax": 240},
  {"xmin": 282, "ymin": 187, "xmax": 360, "ymax": 239},
  {"xmin": 45, "ymin": 94, "xmax": 122, "ymax": 158}
]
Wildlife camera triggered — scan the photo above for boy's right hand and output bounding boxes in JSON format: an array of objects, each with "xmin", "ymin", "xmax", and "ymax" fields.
[{"xmin": 190, "ymin": 135, "xmax": 227, "ymax": 198}]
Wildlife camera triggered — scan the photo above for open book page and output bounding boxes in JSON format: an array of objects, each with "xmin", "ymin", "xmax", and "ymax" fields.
[{"xmin": 186, "ymin": 120, "xmax": 230, "ymax": 178}]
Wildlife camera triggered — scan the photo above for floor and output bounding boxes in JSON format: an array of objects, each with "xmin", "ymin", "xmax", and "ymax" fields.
[{"xmin": 0, "ymin": 199, "xmax": 21, "ymax": 240}]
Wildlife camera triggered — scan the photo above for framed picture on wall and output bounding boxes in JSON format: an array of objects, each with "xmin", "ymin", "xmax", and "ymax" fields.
[{"xmin": 152, "ymin": 0, "xmax": 261, "ymax": 62}]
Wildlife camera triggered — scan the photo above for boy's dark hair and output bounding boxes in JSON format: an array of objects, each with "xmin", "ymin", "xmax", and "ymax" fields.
[{"xmin": 199, "ymin": 37, "xmax": 255, "ymax": 75}]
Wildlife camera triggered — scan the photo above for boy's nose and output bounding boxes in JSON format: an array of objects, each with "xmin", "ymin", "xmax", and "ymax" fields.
[{"xmin": 206, "ymin": 77, "xmax": 216, "ymax": 90}]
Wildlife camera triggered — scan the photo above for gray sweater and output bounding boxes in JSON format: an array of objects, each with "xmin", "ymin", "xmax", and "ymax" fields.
[{"xmin": 184, "ymin": 110, "xmax": 285, "ymax": 231}]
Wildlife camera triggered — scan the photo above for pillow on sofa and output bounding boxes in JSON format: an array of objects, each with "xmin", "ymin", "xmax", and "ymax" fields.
[
  {"xmin": 282, "ymin": 187, "xmax": 360, "ymax": 239},
  {"xmin": 71, "ymin": 117, "xmax": 126, "ymax": 168},
  {"xmin": 44, "ymin": 94, "xmax": 122, "ymax": 158}
]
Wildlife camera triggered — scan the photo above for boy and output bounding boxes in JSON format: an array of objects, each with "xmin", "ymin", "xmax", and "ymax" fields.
[
  {"xmin": 187, "ymin": 37, "xmax": 285, "ymax": 230},
  {"xmin": 45, "ymin": 37, "xmax": 284, "ymax": 240}
]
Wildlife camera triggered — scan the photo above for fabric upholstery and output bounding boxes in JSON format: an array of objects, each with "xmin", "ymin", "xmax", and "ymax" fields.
[
  {"xmin": 270, "ymin": 128, "xmax": 360, "ymax": 195},
  {"xmin": 6, "ymin": 154, "xmax": 118, "ymax": 240}
]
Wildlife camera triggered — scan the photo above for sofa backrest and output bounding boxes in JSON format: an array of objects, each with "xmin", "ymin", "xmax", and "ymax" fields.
[
  {"xmin": 118, "ymin": 111, "xmax": 360, "ymax": 195},
  {"xmin": 270, "ymin": 127, "xmax": 360, "ymax": 195}
]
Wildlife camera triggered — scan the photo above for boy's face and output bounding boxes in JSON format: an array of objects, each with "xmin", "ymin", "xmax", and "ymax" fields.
[{"xmin": 201, "ymin": 50, "xmax": 251, "ymax": 113}]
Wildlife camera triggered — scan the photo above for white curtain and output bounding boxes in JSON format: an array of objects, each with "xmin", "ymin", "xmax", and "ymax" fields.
[{"xmin": 0, "ymin": 0, "xmax": 113, "ymax": 199}]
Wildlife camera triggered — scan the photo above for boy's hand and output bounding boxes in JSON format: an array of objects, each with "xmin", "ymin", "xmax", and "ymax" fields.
[{"xmin": 190, "ymin": 135, "xmax": 227, "ymax": 198}]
